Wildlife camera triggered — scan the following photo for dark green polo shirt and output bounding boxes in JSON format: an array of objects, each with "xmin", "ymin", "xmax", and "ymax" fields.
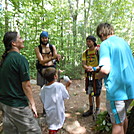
[{"xmin": 0, "ymin": 51, "xmax": 30, "ymax": 107}]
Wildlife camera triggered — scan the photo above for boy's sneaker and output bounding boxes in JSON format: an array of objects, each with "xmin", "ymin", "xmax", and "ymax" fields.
[{"xmin": 82, "ymin": 109, "xmax": 93, "ymax": 117}]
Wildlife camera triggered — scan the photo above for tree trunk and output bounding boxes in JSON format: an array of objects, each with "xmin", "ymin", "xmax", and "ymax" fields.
[{"xmin": 5, "ymin": 0, "xmax": 8, "ymax": 32}]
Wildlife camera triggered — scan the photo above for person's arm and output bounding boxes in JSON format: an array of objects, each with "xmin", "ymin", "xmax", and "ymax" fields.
[
  {"xmin": 52, "ymin": 45, "xmax": 61, "ymax": 61},
  {"xmin": 97, "ymin": 42, "xmax": 111, "ymax": 79},
  {"xmin": 82, "ymin": 51, "xmax": 93, "ymax": 72},
  {"xmin": 63, "ymin": 76, "xmax": 72, "ymax": 90},
  {"xmin": 35, "ymin": 46, "xmax": 61, "ymax": 65},
  {"xmin": 82, "ymin": 60, "xmax": 92, "ymax": 72},
  {"xmin": 65, "ymin": 80, "xmax": 72, "ymax": 90},
  {"xmin": 97, "ymin": 65, "xmax": 110, "ymax": 79},
  {"xmin": 34, "ymin": 47, "xmax": 53, "ymax": 65},
  {"xmin": 22, "ymin": 80, "xmax": 38, "ymax": 118}
]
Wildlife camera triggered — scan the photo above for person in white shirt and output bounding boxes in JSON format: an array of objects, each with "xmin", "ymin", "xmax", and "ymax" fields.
[{"xmin": 40, "ymin": 67, "xmax": 72, "ymax": 134}]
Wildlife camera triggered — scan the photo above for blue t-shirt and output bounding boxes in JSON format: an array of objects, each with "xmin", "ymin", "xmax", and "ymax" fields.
[{"xmin": 99, "ymin": 35, "xmax": 134, "ymax": 101}]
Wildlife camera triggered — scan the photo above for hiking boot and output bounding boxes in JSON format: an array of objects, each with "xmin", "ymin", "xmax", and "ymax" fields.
[{"xmin": 82, "ymin": 109, "xmax": 93, "ymax": 117}]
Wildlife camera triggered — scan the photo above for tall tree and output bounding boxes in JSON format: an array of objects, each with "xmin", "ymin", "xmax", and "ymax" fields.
[
  {"xmin": 4, "ymin": 0, "xmax": 8, "ymax": 32},
  {"xmin": 68, "ymin": 0, "xmax": 79, "ymax": 46}
]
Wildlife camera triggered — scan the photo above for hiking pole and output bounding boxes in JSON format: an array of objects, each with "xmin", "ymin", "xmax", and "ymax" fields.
[
  {"xmin": 92, "ymin": 71, "xmax": 97, "ymax": 121},
  {"xmin": 86, "ymin": 72, "xmax": 96, "ymax": 120}
]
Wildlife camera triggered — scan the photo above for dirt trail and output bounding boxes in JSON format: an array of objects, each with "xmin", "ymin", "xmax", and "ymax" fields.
[{"xmin": 32, "ymin": 79, "xmax": 106, "ymax": 134}]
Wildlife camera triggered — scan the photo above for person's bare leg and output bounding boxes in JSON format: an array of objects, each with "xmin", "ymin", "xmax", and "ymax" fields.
[
  {"xmin": 82, "ymin": 94, "xmax": 93, "ymax": 117},
  {"xmin": 123, "ymin": 117, "xmax": 128, "ymax": 134},
  {"xmin": 89, "ymin": 94, "xmax": 93, "ymax": 107},
  {"xmin": 96, "ymin": 96, "xmax": 100, "ymax": 108},
  {"xmin": 112, "ymin": 123, "xmax": 124, "ymax": 134}
]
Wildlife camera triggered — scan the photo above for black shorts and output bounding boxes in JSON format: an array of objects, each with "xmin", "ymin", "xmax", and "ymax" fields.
[{"xmin": 85, "ymin": 78, "xmax": 102, "ymax": 96}]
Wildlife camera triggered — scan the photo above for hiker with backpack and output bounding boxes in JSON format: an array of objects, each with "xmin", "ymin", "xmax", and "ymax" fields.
[
  {"xmin": 82, "ymin": 36, "xmax": 102, "ymax": 117},
  {"xmin": 35, "ymin": 31, "xmax": 61, "ymax": 88}
]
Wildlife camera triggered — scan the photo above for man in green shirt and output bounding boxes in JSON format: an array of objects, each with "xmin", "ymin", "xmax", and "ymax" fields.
[{"xmin": 0, "ymin": 32, "xmax": 41, "ymax": 134}]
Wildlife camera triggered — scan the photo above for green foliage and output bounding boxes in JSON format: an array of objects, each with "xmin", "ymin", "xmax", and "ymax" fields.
[
  {"xmin": 96, "ymin": 106, "xmax": 134, "ymax": 134},
  {"xmin": 127, "ymin": 106, "xmax": 134, "ymax": 134},
  {"xmin": 0, "ymin": 0, "xmax": 134, "ymax": 79},
  {"xmin": 21, "ymin": 49, "xmax": 37, "ymax": 79},
  {"xmin": 95, "ymin": 111, "xmax": 112, "ymax": 133},
  {"xmin": 130, "ymin": 100, "xmax": 134, "ymax": 106},
  {"xmin": 60, "ymin": 63, "xmax": 83, "ymax": 80}
]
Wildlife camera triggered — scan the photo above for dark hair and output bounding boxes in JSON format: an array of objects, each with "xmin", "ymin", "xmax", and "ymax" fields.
[
  {"xmin": 96, "ymin": 23, "xmax": 114, "ymax": 38},
  {"xmin": 86, "ymin": 35, "xmax": 97, "ymax": 46},
  {"xmin": 42, "ymin": 67, "xmax": 56, "ymax": 82},
  {"xmin": 0, "ymin": 32, "xmax": 18, "ymax": 66}
]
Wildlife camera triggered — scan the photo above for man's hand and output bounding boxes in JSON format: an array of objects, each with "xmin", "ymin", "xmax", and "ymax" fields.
[
  {"xmin": 66, "ymin": 80, "xmax": 72, "ymax": 88},
  {"xmin": 53, "ymin": 54, "xmax": 61, "ymax": 62},
  {"xmin": 22, "ymin": 81, "xmax": 38, "ymax": 118},
  {"xmin": 56, "ymin": 54, "xmax": 61, "ymax": 61},
  {"xmin": 63, "ymin": 76, "xmax": 72, "ymax": 89},
  {"xmin": 97, "ymin": 66, "xmax": 110, "ymax": 79},
  {"xmin": 31, "ymin": 104, "xmax": 38, "ymax": 118},
  {"xmin": 86, "ymin": 66, "xmax": 93, "ymax": 72},
  {"xmin": 82, "ymin": 61, "xmax": 93, "ymax": 72},
  {"xmin": 53, "ymin": 54, "xmax": 61, "ymax": 61}
]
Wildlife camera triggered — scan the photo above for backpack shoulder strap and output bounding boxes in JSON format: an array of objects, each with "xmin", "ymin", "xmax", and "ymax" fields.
[
  {"xmin": 49, "ymin": 44, "xmax": 54, "ymax": 56},
  {"xmin": 38, "ymin": 45, "xmax": 42, "ymax": 54},
  {"xmin": 38, "ymin": 44, "xmax": 53, "ymax": 56},
  {"xmin": 85, "ymin": 49, "xmax": 89, "ymax": 64},
  {"xmin": 95, "ymin": 45, "xmax": 100, "ymax": 62},
  {"xmin": 85, "ymin": 49, "xmax": 89, "ymax": 56},
  {"xmin": 96, "ymin": 49, "xmax": 99, "ymax": 62}
]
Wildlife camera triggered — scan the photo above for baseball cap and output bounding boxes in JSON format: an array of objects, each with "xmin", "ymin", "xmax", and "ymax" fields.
[{"xmin": 40, "ymin": 31, "xmax": 49, "ymax": 38}]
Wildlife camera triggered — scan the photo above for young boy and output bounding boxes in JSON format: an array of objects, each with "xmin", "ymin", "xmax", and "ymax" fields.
[
  {"xmin": 82, "ymin": 36, "xmax": 102, "ymax": 117},
  {"xmin": 40, "ymin": 67, "xmax": 72, "ymax": 134}
]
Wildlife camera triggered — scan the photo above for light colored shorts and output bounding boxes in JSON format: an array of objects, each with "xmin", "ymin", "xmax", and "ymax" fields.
[
  {"xmin": 106, "ymin": 99, "xmax": 132, "ymax": 124},
  {"xmin": 0, "ymin": 102, "xmax": 42, "ymax": 134}
]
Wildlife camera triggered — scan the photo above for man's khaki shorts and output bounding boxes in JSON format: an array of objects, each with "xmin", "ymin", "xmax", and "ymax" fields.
[{"xmin": 106, "ymin": 99, "xmax": 132, "ymax": 124}]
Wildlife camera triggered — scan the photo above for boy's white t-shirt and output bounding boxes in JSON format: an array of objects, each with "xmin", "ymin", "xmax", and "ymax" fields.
[{"xmin": 40, "ymin": 82, "xmax": 69, "ymax": 130}]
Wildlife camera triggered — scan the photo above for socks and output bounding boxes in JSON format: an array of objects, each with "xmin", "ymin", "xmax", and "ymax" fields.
[
  {"xmin": 90, "ymin": 106, "xmax": 93, "ymax": 110},
  {"xmin": 96, "ymin": 107, "xmax": 100, "ymax": 111}
]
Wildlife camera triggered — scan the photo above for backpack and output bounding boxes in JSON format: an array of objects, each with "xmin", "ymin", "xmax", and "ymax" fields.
[{"xmin": 36, "ymin": 44, "xmax": 54, "ymax": 72}]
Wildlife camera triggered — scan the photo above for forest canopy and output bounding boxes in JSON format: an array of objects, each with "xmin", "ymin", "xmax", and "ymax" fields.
[{"xmin": 0, "ymin": 0, "xmax": 134, "ymax": 79}]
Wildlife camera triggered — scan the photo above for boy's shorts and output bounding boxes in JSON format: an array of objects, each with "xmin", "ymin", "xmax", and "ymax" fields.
[
  {"xmin": 85, "ymin": 78, "xmax": 102, "ymax": 96},
  {"xmin": 106, "ymin": 99, "xmax": 132, "ymax": 124}
]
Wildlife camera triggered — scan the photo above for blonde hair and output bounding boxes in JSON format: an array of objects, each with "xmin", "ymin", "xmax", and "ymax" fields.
[{"xmin": 97, "ymin": 23, "xmax": 114, "ymax": 38}]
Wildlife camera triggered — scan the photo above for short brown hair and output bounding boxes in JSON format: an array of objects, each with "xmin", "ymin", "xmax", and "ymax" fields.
[
  {"xmin": 96, "ymin": 23, "xmax": 114, "ymax": 38},
  {"xmin": 42, "ymin": 67, "xmax": 56, "ymax": 82}
]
